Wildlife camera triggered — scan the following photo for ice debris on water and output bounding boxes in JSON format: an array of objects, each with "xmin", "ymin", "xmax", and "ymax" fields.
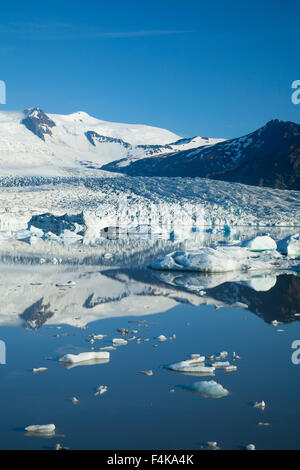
[
  {"xmin": 185, "ymin": 380, "xmax": 229, "ymax": 398},
  {"xmin": 272, "ymin": 320, "xmax": 280, "ymax": 326},
  {"xmin": 157, "ymin": 335, "xmax": 167, "ymax": 342},
  {"xmin": 216, "ymin": 351, "xmax": 228, "ymax": 360},
  {"xmin": 92, "ymin": 334, "xmax": 107, "ymax": 340},
  {"xmin": 55, "ymin": 443, "xmax": 69, "ymax": 450},
  {"xmin": 168, "ymin": 358, "xmax": 214, "ymax": 375},
  {"xmin": 140, "ymin": 370, "xmax": 153, "ymax": 376},
  {"xmin": 25, "ymin": 424, "xmax": 55, "ymax": 435},
  {"xmin": 246, "ymin": 444, "xmax": 256, "ymax": 450},
  {"xmin": 71, "ymin": 397, "xmax": 79, "ymax": 404},
  {"xmin": 233, "ymin": 352, "xmax": 241, "ymax": 360},
  {"xmin": 112, "ymin": 338, "xmax": 128, "ymax": 346},
  {"xmin": 59, "ymin": 351, "xmax": 110, "ymax": 364},
  {"xmin": 33, "ymin": 367, "xmax": 48, "ymax": 373},
  {"xmin": 94, "ymin": 385, "xmax": 108, "ymax": 396},
  {"xmin": 207, "ymin": 441, "xmax": 219, "ymax": 450},
  {"xmin": 211, "ymin": 361, "xmax": 230, "ymax": 368},
  {"xmin": 254, "ymin": 400, "xmax": 266, "ymax": 409}
]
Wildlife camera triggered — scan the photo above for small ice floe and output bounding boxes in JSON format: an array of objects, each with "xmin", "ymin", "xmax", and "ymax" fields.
[
  {"xmin": 25, "ymin": 424, "xmax": 55, "ymax": 436},
  {"xmin": 33, "ymin": 367, "xmax": 48, "ymax": 373},
  {"xmin": 254, "ymin": 400, "xmax": 266, "ymax": 409},
  {"xmin": 55, "ymin": 280, "xmax": 76, "ymax": 287},
  {"xmin": 94, "ymin": 385, "xmax": 108, "ymax": 396},
  {"xmin": 100, "ymin": 346, "xmax": 116, "ymax": 351},
  {"xmin": 168, "ymin": 358, "xmax": 214, "ymax": 375},
  {"xmin": 55, "ymin": 443, "xmax": 69, "ymax": 450},
  {"xmin": 216, "ymin": 351, "xmax": 228, "ymax": 360},
  {"xmin": 211, "ymin": 361, "xmax": 230, "ymax": 368},
  {"xmin": 242, "ymin": 235, "xmax": 276, "ymax": 252},
  {"xmin": 59, "ymin": 351, "xmax": 110, "ymax": 367},
  {"xmin": 140, "ymin": 370, "xmax": 153, "ymax": 376},
  {"xmin": 127, "ymin": 336, "xmax": 137, "ymax": 341},
  {"xmin": 71, "ymin": 397, "xmax": 79, "ymax": 404},
  {"xmin": 185, "ymin": 380, "xmax": 229, "ymax": 398},
  {"xmin": 277, "ymin": 329, "xmax": 285, "ymax": 333},
  {"xmin": 258, "ymin": 422, "xmax": 270, "ymax": 426},
  {"xmin": 199, "ymin": 290, "xmax": 206, "ymax": 296},
  {"xmin": 271, "ymin": 320, "xmax": 280, "ymax": 326},
  {"xmin": 246, "ymin": 444, "xmax": 256, "ymax": 450},
  {"xmin": 112, "ymin": 338, "xmax": 128, "ymax": 346},
  {"xmin": 233, "ymin": 352, "xmax": 241, "ymax": 360},
  {"xmin": 207, "ymin": 441, "xmax": 219, "ymax": 450},
  {"xmin": 211, "ymin": 362, "xmax": 237, "ymax": 372},
  {"xmin": 157, "ymin": 335, "xmax": 167, "ymax": 342}
]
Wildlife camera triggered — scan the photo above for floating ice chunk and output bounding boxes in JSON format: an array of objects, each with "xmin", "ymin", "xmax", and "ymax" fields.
[
  {"xmin": 168, "ymin": 358, "xmax": 213, "ymax": 375},
  {"xmin": 254, "ymin": 400, "xmax": 266, "ymax": 409},
  {"xmin": 233, "ymin": 352, "xmax": 241, "ymax": 360},
  {"xmin": 25, "ymin": 424, "xmax": 55, "ymax": 435},
  {"xmin": 100, "ymin": 346, "xmax": 116, "ymax": 351},
  {"xmin": 71, "ymin": 397, "xmax": 79, "ymax": 404},
  {"xmin": 59, "ymin": 351, "xmax": 110, "ymax": 365},
  {"xmin": 277, "ymin": 234, "xmax": 300, "ymax": 258},
  {"xmin": 157, "ymin": 335, "xmax": 167, "ymax": 342},
  {"xmin": 242, "ymin": 235, "xmax": 276, "ymax": 251},
  {"xmin": 55, "ymin": 443, "xmax": 69, "ymax": 450},
  {"xmin": 150, "ymin": 247, "xmax": 248, "ymax": 273},
  {"xmin": 112, "ymin": 338, "xmax": 128, "ymax": 346},
  {"xmin": 92, "ymin": 334, "xmax": 107, "ymax": 340},
  {"xmin": 207, "ymin": 441, "xmax": 219, "ymax": 450},
  {"xmin": 246, "ymin": 444, "xmax": 255, "ymax": 450},
  {"xmin": 185, "ymin": 380, "xmax": 229, "ymax": 398},
  {"xmin": 94, "ymin": 385, "xmax": 108, "ymax": 396},
  {"xmin": 140, "ymin": 370, "xmax": 153, "ymax": 376},
  {"xmin": 216, "ymin": 351, "xmax": 228, "ymax": 360},
  {"xmin": 222, "ymin": 365, "xmax": 237, "ymax": 372},
  {"xmin": 211, "ymin": 361, "xmax": 230, "ymax": 368},
  {"xmin": 258, "ymin": 422, "xmax": 270, "ymax": 426},
  {"xmin": 271, "ymin": 320, "xmax": 279, "ymax": 326},
  {"xmin": 33, "ymin": 367, "xmax": 48, "ymax": 373}
]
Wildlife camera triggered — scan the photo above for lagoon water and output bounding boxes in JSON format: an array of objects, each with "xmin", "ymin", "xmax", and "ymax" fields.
[{"xmin": 0, "ymin": 228, "xmax": 300, "ymax": 450}]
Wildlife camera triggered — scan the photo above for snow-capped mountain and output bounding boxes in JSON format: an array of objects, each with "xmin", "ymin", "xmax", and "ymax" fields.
[
  {"xmin": 0, "ymin": 108, "xmax": 223, "ymax": 176},
  {"xmin": 103, "ymin": 119, "xmax": 300, "ymax": 190}
]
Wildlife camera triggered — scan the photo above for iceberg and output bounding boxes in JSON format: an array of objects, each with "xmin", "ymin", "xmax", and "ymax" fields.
[
  {"xmin": 241, "ymin": 235, "xmax": 276, "ymax": 251},
  {"xmin": 168, "ymin": 358, "xmax": 214, "ymax": 375},
  {"xmin": 58, "ymin": 351, "xmax": 110, "ymax": 365},
  {"xmin": 150, "ymin": 247, "xmax": 248, "ymax": 273},
  {"xmin": 277, "ymin": 234, "xmax": 300, "ymax": 258},
  {"xmin": 25, "ymin": 424, "xmax": 55, "ymax": 435},
  {"xmin": 185, "ymin": 380, "xmax": 229, "ymax": 398}
]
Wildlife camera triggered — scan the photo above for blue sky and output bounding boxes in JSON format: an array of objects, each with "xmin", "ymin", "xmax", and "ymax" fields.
[{"xmin": 0, "ymin": 0, "xmax": 299, "ymax": 138}]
